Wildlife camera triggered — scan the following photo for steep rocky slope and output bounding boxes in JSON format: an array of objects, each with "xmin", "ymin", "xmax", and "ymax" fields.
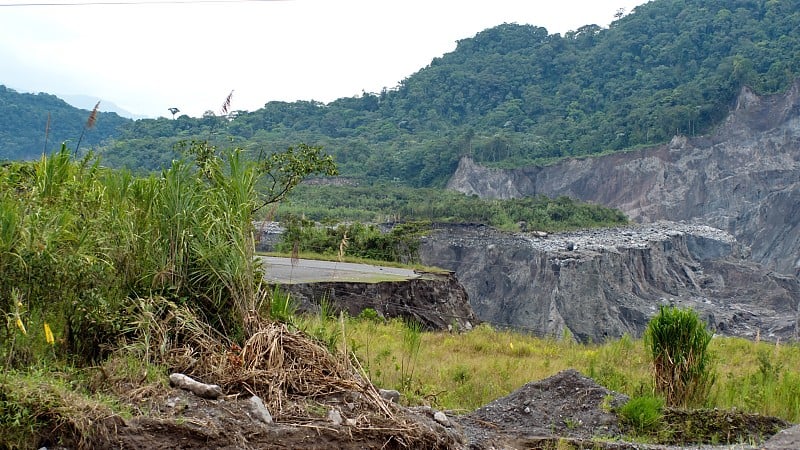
[
  {"xmin": 447, "ymin": 81, "xmax": 800, "ymax": 275},
  {"xmin": 277, "ymin": 271, "xmax": 478, "ymax": 331},
  {"xmin": 419, "ymin": 222, "xmax": 799, "ymax": 343}
]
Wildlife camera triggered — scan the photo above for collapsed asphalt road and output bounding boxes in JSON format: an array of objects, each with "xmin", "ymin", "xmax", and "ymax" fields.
[{"xmin": 260, "ymin": 256, "xmax": 420, "ymax": 284}]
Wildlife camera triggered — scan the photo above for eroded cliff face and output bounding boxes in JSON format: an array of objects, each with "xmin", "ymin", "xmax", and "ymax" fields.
[
  {"xmin": 277, "ymin": 272, "xmax": 478, "ymax": 331},
  {"xmin": 419, "ymin": 223, "xmax": 799, "ymax": 343},
  {"xmin": 447, "ymin": 81, "xmax": 800, "ymax": 275}
]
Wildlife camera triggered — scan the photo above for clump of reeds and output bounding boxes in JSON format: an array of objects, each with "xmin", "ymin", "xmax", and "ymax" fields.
[{"xmin": 644, "ymin": 306, "xmax": 715, "ymax": 407}]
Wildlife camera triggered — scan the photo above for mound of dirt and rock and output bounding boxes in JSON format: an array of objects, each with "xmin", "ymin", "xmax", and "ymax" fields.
[{"xmin": 40, "ymin": 366, "xmax": 798, "ymax": 450}]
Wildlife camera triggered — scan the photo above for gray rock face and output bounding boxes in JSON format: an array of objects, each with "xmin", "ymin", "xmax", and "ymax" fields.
[
  {"xmin": 446, "ymin": 81, "xmax": 800, "ymax": 275},
  {"xmin": 279, "ymin": 271, "xmax": 478, "ymax": 331},
  {"xmin": 419, "ymin": 222, "xmax": 799, "ymax": 343}
]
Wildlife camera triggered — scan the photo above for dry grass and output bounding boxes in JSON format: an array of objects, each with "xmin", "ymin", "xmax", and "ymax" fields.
[
  {"xmin": 122, "ymin": 297, "xmax": 452, "ymax": 445},
  {"xmin": 0, "ymin": 370, "xmax": 125, "ymax": 450}
]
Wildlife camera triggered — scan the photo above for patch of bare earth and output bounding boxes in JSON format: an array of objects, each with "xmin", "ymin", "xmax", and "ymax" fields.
[
  {"xmin": 43, "ymin": 312, "xmax": 796, "ymax": 450},
  {"xmin": 452, "ymin": 369, "xmax": 793, "ymax": 450}
]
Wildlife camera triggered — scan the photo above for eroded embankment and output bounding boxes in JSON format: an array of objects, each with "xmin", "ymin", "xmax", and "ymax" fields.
[{"xmin": 419, "ymin": 221, "xmax": 800, "ymax": 342}]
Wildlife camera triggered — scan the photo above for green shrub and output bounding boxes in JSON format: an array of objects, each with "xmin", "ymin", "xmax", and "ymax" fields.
[
  {"xmin": 644, "ymin": 306, "xmax": 715, "ymax": 407},
  {"xmin": 619, "ymin": 395, "xmax": 665, "ymax": 435},
  {"xmin": 357, "ymin": 307, "xmax": 381, "ymax": 323},
  {"xmin": 268, "ymin": 286, "xmax": 297, "ymax": 325}
]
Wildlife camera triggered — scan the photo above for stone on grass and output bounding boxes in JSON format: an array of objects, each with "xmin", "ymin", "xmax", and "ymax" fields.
[{"xmin": 379, "ymin": 389, "xmax": 401, "ymax": 403}]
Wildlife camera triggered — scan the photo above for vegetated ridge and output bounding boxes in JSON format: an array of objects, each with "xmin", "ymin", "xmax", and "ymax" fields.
[
  {"xmin": 0, "ymin": 86, "xmax": 129, "ymax": 160},
  {"xmin": 4, "ymin": 0, "xmax": 800, "ymax": 189}
]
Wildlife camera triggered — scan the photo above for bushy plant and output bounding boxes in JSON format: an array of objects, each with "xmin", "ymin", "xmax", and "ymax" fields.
[
  {"xmin": 277, "ymin": 218, "xmax": 429, "ymax": 263},
  {"xmin": 644, "ymin": 306, "xmax": 715, "ymax": 407},
  {"xmin": 266, "ymin": 286, "xmax": 297, "ymax": 326},
  {"xmin": 0, "ymin": 138, "xmax": 336, "ymax": 368},
  {"xmin": 618, "ymin": 395, "xmax": 665, "ymax": 435}
]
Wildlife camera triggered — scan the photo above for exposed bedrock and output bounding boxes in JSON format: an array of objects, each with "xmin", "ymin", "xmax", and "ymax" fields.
[
  {"xmin": 419, "ymin": 222, "xmax": 799, "ymax": 343},
  {"xmin": 447, "ymin": 81, "xmax": 800, "ymax": 275},
  {"xmin": 276, "ymin": 272, "xmax": 478, "ymax": 332}
]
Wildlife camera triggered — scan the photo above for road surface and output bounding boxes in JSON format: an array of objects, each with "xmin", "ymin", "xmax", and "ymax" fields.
[{"xmin": 260, "ymin": 256, "xmax": 420, "ymax": 284}]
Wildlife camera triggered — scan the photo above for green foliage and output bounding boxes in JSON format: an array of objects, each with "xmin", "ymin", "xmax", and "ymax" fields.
[
  {"xmin": 619, "ymin": 395, "xmax": 665, "ymax": 435},
  {"xmin": 716, "ymin": 343, "xmax": 800, "ymax": 420},
  {"xmin": 297, "ymin": 296, "xmax": 341, "ymax": 353},
  {"xmin": 267, "ymin": 286, "xmax": 298, "ymax": 325},
  {"xmin": 279, "ymin": 184, "xmax": 629, "ymax": 232},
  {"xmin": 399, "ymin": 320, "xmax": 423, "ymax": 391},
  {"xmin": 276, "ymin": 216, "xmax": 430, "ymax": 264},
  {"xmin": 56, "ymin": 0, "xmax": 800, "ymax": 187},
  {"xmin": 0, "ymin": 368, "xmax": 122, "ymax": 450},
  {"xmin": 0, "ymin": 86, "xmax": 130, "ymax": 161},
  {"xmin": 357, "ymin": 307, "xmax": 381, "ymax": 323},
  {"xmin": 0, "ymin": 139, "xmax": 334, "ymax": 367},
  {"xmin": 253, "ymin": 143, "xmax": 338, "ymax": 213},
  {"xmin": 644, "ymin": 306, "xmax": 715, "ymax": 408}
]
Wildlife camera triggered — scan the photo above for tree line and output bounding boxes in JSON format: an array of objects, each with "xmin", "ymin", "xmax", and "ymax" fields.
[{"xmin": 3, "ymin": 0, "xmax": 799, "ymax": 189}]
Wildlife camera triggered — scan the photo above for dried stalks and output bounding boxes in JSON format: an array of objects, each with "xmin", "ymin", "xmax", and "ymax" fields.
[
  {"xmin": 120, "ymin": 298, "xmax": 456, "ymax": 447},
  {"xmin": 132, "ymin": 298, "xmax": 392, "ymax": 420}
]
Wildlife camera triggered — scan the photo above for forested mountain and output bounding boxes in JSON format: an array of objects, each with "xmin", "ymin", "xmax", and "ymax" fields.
[
  {"xmin": 0, "ymin": 86, "xmax": 130, "ymax": 160},
  {"xmin": 3, "ymin": 0, "xmax": 800, "ymax": 186}
]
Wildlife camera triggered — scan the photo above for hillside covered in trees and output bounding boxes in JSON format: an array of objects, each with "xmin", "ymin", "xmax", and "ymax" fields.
[
  {"xmin": 3, "ymin": 0, "xmax": 800, "ymax": 187},
  {"xmin": 0, "ymin": 86, "xmax": 129, "ymax": 160}
]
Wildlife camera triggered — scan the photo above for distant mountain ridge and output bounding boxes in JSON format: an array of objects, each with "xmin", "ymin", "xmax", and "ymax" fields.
[
  {"xmin": 97, "ymin": 0, "xmax": 800, "ymax": 184},
  {"xmin": 2, "ymin": 0, "xmax": 800, "ymax": 180},
  {"xmin": 58, "ymin": 93, "xmax": 148, "ymax": 120}
]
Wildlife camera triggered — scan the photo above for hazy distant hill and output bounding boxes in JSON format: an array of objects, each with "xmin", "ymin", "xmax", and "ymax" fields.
[
  {"xmin": 59, "ymin": 94, "xmax": 149, "ymax": 120},
  {"xmin": 0, "ymin": 85, "xmax": 131, "ymax": 160}
]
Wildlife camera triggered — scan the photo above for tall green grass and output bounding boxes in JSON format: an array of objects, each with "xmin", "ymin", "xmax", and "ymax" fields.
[
  {"xmin": 299, "ymin": 316, "xmax": 800, "ymax": 421},
  {"xmin": 0, "ymin": 143, "xmax": 264, "ymax": 366},
  {"xmin": 645, "ymin": 306, "xmax": 715, "ymax": 407}
]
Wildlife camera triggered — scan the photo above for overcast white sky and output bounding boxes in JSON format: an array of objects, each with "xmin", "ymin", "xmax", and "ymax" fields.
[{"xmin": 1, "ymin": 0, "xmax": 648, "ymax": 118}]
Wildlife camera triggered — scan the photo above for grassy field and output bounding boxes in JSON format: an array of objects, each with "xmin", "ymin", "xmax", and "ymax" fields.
[{"xmin": 297, "ymin": 313, "xmax": 800, "ymax": 422}]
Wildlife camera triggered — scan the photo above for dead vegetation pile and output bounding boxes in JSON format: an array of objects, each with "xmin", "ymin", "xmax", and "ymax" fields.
[{"xmin": 118, "ymin": 298, "xmax": 458, "ymax": 449}]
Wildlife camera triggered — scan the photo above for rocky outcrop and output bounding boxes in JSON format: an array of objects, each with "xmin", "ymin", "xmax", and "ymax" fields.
[
  {"xmin": 419, "ymin": 222, "xmax": 799, "ymax": 343},
  {"xmin": 277, "ymin": 271, "xmax": 478, "ymax": 331},
  {"xmin": 447, "ymin": 81, "xmax": 800, "ymax": 275}
]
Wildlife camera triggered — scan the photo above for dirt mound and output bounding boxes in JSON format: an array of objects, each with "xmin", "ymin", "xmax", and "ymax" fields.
[
  {"xmin": 456, "ymin": 369, "xmax": 795, "ymax": 450},
  {"xmin": 76, "ymin": 302, "xmax": 463, "ymax": 449},
  {"xmin": 464, "ymin": 369, "xmax": 627, "ymax": 442},
  {"xmin": 104, "ymin": 388, "xmax": 461, "ymax": 450}
]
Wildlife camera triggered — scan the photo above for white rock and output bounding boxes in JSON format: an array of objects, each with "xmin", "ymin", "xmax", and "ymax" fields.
[
  {"xmin": 328, "ymin": 408, "xmax": 343, "ymax": 426},
  {"xmin": 379, "ymin": 388, "xmax": 401, "ymax": 403},
  {"xmin": 247, "ymin": 395, "xmax": 273, "ymax": 424},
  {"xmin": 433, "ymin": 410, "xmax": 450, "ymax": 427},
  {"xmin": 169, "ymin": 373, "xmax": 223, "ymax": 400}
]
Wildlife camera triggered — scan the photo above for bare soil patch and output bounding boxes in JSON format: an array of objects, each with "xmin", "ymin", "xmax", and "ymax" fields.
[{"xmin": 40, "ymin": 356, "xmax": 797, "ymax": 450}]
